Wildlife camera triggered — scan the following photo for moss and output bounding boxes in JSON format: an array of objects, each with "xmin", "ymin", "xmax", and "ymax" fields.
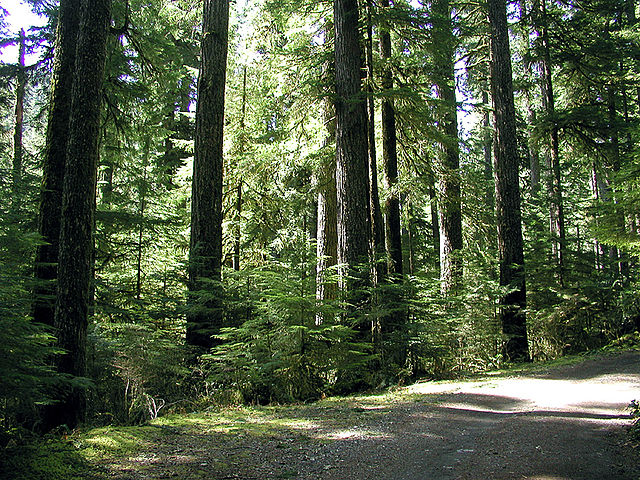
[
  {"xmin": 79, "ymin": 425, "xmax": 158, "ymax": 460},
  {"xmin": 0, "ymin": 438, "xmax": 100, "ymax": 480}
]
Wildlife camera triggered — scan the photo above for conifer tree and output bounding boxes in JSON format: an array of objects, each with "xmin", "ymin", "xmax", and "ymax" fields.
[
  {"xmin": 432, "ymin": 0, "xmax": 463, "ymax": 294},
  {"xmin": 380, "ymin": 0, "xmax": 402, "ymax": 277},
  {"xmin": 46, "ymin": 0, "xmax": 112, "ymax": 429},
  {"xmin": 488, "ymin": 0, "xmax": 529, "ymax": 361},
  {"xmin": 187, "ymin": 0, "xmax": 230, "ymax": 350},
  {"xmin": 32, "ymin": 0, "xmax": 80, "ymax": 328},
  {"xmin": 334, "ymin": 0, "xmax": 371, "ymax": 281}
]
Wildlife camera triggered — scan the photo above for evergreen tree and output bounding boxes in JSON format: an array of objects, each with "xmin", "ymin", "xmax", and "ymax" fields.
[
  {"xmin": 187, "ymin": 0, "xmax": 230, "ymax": 350},
  {"xmin": 432, "ymin": 0, "xmax": 463, "ymax": 294},
  {"xmin": 334, "ymin": 0, "xmax": 371, "ymax": 300},
  {"xmin": 32, "ymin": 0, "xmax": 80, "ymax": 329},
  {"xmin": 45, "ymin": 0, "xmax": 112, "ymax": 429},
  {"xmin": 488, "ymin": 0, "xmax": 529, "ymax": 361}
]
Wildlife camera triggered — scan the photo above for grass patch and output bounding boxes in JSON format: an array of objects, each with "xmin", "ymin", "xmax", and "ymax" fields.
[{"xmin": 0, "ymin": 437, "xmax": 97, "ymax": 480}]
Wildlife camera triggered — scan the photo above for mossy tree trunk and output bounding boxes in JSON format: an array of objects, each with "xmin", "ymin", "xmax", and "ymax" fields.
[
  {"xmin": 46, "ymin": 0, "xmax": 112, "ymax": 429},
  {"xmin": 32, "ymin": 0, "xmax": 80, "ymax": 329}
]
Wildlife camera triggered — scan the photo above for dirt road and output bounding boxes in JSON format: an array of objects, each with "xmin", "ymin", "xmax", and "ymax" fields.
[
  {"xmin": 314, "ymin": 351, "xmax": 640, "ymax": 480},
  {"xmin": 99, "ymin": 351, "xmax": 640, "ymax": 480}
]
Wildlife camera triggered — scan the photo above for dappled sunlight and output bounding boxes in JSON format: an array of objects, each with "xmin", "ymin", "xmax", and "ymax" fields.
[
  {"xmin": 526, "ymin": 477, "xmax": 571, "ymax": 480},
  {"xmin": 407, "ymin": 371, "xmax": 640, "ymax": 417},
  {"xmin": 324, "ymin": 428, "xmax": 394, "ymax": 440}
]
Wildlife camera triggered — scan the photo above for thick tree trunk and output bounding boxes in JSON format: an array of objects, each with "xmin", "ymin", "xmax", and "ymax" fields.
[
  {"xmin": 32, "ymin": 0, "xmax": 80, "ymax": 328},
  {"xmin": 365, "ymin": 0, "xmax": 386, "ymax": 282},
  {"xmin": 12, "ymin": 29, "xmax": 26, "ymax": 200},
  {"xmin": 47, "ymin": 0, "xmax": 112, "ymax": 429},
  {"xmin": 187, "ymin": 0, "xmax": 230, "ymax": 350},
  {"xmin": 380, "ymin": 0, "xmax": 403, "ymax": 278},
  {"xmin": 432, "ymin": 0, "xmax": 463, "ymax": 295},
  {"xmin": 334, "ymin": 0, "xmax": 371, "ymax": 282},
  {"xmin": 488, "ymin": 0, "xmax": 529, "ymax": 362}
]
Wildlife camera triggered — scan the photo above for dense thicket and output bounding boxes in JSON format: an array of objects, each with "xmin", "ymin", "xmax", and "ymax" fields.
[{"xmin": 0, "ymin": 0, "xmax": 638, "ymax": 435}]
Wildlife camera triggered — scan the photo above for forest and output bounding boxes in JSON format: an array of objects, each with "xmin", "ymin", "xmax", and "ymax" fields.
[{"xmin": 1, "ymin": 0, "xmax": 639, "ymax": 449}]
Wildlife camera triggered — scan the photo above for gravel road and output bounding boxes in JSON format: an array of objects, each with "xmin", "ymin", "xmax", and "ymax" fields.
[{"xmin": 100, "ymin": 351, "xmax": 640, "ymax": 480}]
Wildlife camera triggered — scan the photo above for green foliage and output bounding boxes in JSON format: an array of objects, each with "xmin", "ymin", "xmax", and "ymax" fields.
[
  {"xmin": 0, "ymin": 437, "xmax": 95, "ymax": 480},
  {"xmin": 88, "ymin": 318, "xmax": 191, "ymax": 425},
  {"xmin": 203, "ymin": 262, "xmax": 371, "ymax": 404}
]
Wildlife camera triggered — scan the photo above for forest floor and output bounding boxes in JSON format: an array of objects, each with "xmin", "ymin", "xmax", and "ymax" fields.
[{"xmin": 6, "ymin": 350, "xmax": 640, "ymax": 480}]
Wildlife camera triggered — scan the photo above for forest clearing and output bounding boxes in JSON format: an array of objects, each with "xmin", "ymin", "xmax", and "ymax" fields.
[
  {"xmin": 2, "ymin": 350, "xmax": 639, "ymax": 479},
  {"xmin": 2, "ymin": 0, "xmax": 640, "ymax": 477}
]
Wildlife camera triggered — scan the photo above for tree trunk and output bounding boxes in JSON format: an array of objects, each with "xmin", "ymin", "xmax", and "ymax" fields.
[
  {"xmin": 488, "ymin": 0, "xmax": 529, "ymax": 362},
  {"xmin": 334, "ymin": 0, "xmax": 372, "ymax": 285},
  {"xmin": 432, "ymin": 0, "xmax": 463, "ymax": 295},
  {"xmin": 380, "ymin": 0, "xmax": 403, "ymax": 278},
  {"xmin": 315, "ymin": 115, "xmax": 338, "ymax": 324},
  {"xmin": 316, "ymin": 23, "xmax": 338, "ymax": 325},
  {"xmin": 428, "ymin": 180, "xmax": 441, "ymax": 273},
  {"xmin": 47, "ymin": 0, "xmax": 112, "ymax": 429},
  {"xmin": 539, "ymin": 0, "xmax": 565, "ymax": 285},
  {"xmin": 482, "ymin": 89, "xmax": 495, "ymax": 206},
  {"xmin": 607, "ymin": 87, "xmax": 629, "ymax": 279},
  {"xmin": 136, "ymin": 138, "xmax": 150, "ymax": 301},
  {"xmin": 187, "ymin": 0, "xmax": 230, "ymax": 350},
  {"xmin": 32, "ymin": 0, "xmax": 80, "ymax": 328},
  {"xmin": 12, "ymin": 29, "xmax": 26, "ymax": 201},
  {"xmin": 365, "ymin": 0, "xmax": 386, "ymax": 283}
]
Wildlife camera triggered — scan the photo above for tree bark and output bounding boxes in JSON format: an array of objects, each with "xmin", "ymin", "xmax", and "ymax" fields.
[
  {"xmin": 187, "ymin": 0, "xmax": 230, "ymax": 350},
  {"xmin": 488, "ymin": 0, "xmax": 529, "ymax": 362},
  {"xmin": 32, "ymin": 0, "xmax": 80, "ymax": 328},
  {"xmin": 380, "ymin": 0, "xmax": 403, "ymax": 278},
  {"xmin": 432, "ymin": 0, "xmax": 463, "ymax": 295},
  {"xmin": 47, "ymin": 0, "xmax": 112, "ymax": 429},
  {"xmin": 334, "ymin": 0, "xmax": 372, "ymax": 285}
]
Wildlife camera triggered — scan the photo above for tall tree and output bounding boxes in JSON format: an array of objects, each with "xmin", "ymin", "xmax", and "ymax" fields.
[
  {"xmin": 379, "ymin": 0, "xmax": 402, "ymax": 277},
  {"xmin": 12, "ymin": 29, "xmax": 26, "ymax": 199},
  {"xmin": 32, "ymin": 0, "xmax": 80, "ymax": 328},
  {"xmin": 334, "ymin": 0, "xmax": 371, "ymax": 302},
  {"xmin": 316, "ymin": 22, "xmax": 339, "ymax": 324},
  {"xmin": 432, "ymin": 0, "xmax": 463, "ymax": 294},
  {"xmin": 537, "ymin": 0, "xmax": 566, "ymax": 285},
  {"xmin": 187, "ymin": 0, "xmax": 230, "ymax": 350},
  {"xmin": 488, "ymin": 0, "xmax": 529, "ymax": 361},
  {"xmin": 365, "ymin": 0, "xmax": 386, "ymax": 282},
  {"xmin": 46, "ymin": 0, "xmax": 112, "ymax": 429}
]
